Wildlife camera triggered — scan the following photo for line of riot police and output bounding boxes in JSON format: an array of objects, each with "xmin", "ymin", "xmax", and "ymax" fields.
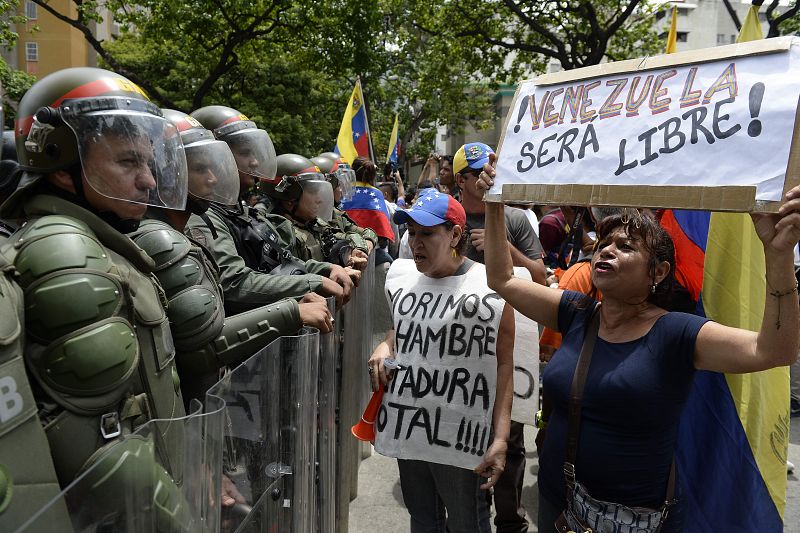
[{"xmin": 0, "ymin": 67, "xmax": 377, "ymax": 532}]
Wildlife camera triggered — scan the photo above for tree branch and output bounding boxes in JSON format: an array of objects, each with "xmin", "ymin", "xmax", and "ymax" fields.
[
  {"xmin": 721, "ymin": 0, "xmax": 742, "ymax": 31},
  {"xmin": 32, "ymin": 0, "xmax": 179, "ymax": 108}
]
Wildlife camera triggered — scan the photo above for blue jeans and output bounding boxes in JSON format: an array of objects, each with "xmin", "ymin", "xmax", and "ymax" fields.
[{"xmin": 397, "ymin": 459, "xmax": 491, "ymax": 533}]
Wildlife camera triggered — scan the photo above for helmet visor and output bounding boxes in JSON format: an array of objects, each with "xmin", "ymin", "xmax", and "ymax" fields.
[
  {"xmin": 225, "ymin": 128, "xmax": 277, "ymax": 181},
  {"xmin": 64, "ymin": 109, "xmax": 188, "ymax": 210},
  {"xmin": 299, "ymin": 176, "xmax": 334, "ymax": 222},
  {"xmin": 185, "ymin": 139, "xmax": 239, "ymax": 206},
  {"xmin": 333, "ymin": 167, "xmax": 355, "ymax": 201}
]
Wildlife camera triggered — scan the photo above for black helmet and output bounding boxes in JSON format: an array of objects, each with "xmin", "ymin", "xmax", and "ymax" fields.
[
  {"xmin": 311, "ymin": 152, "xmax": 354, "ymax": 201},
  {"xmin": 14, "ymin": 67, "xmax": 188, "ymax": 211},
  {"xmin": 190, "ymin": 105, "xmax": 277, "ymax": 182},
  {"xmin": 261, "ymin": 153, "xmax": 334, "ymax": 222},
  {"xmin": 162, "ymin": 109, "xmax": 239, "ymax": 207}
]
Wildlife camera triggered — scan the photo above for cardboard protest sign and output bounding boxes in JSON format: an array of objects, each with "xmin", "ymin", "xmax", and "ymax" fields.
[
  {"xmin": 490, "ymin": 37, "xmax": 800, "ymax": 212},
  {"xmin": 375, "ymin": 259, "xmax": 507, "ymax": 469},
  {"xmin": 510, "ymin": 268, "xmax": 538, "ymax": 426}
]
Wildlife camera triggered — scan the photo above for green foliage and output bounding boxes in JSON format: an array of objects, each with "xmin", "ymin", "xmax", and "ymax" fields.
[
  {"xmin": 0, "ymin": 58, "xmax": 35, "ymax": 127},
  {"xmin": 0, "ymin": 0, "xmax": 28, "ymax": 50},
  {"xmin": 19, "ymin": 0, "xmax": 662, "ymax": 163},
  {"xmin": 778, "ymin": 2, "xmax": 800, "ymax": 35}
]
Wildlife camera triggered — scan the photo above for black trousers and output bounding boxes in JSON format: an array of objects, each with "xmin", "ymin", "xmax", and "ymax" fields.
[{"xmin": 489, "ymin": 420, "xmax": 529, "ymax": 532}]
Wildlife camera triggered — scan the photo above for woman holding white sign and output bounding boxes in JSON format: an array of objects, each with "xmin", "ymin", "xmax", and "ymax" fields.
[
  {"xmin": 476, "ymin": 155, "xmax": 800, "ymax": 533},
  {"xmin": 367, "ymin": 188, "xmax": 515, "ymax": 533}
]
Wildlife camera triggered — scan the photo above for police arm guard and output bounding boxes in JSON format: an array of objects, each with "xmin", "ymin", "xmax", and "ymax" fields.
[
  {"xmin": 76, "ymin": 435, "xmax": 194, "ymax": 532},
  {"xmin": 0, "ymin": 249, "xmax": 68, "ymax": 531},
  {"xmin": 179, "ymin": 297, "xmax": 302, "ymax": 375}
]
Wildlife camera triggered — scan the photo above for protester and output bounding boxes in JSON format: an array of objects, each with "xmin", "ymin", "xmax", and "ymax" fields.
[
  {"xmin": 343, "ymin": 156, "xmax": 395, "ymax": 265},
  {"xmin": 368, "ymin": 188, "xmax": 515, "ymax": 533},
  {"xmin": 477, "ymin": 157, "xmax": 800, "ymax": 533},
  {"xmin": 451, "ymin": 141, "xmax": 544, "ymax": 532}
]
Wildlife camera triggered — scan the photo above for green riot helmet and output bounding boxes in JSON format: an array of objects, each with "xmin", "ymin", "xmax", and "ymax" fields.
[
  {"xmin": 264, "ymin": 153, "xmax": 334, "ymax": 222},
  {"xmin": 16, "ymin": 67, "xmax": 188, "ymax": 211},
  {"xmin": 190, "ymin": 105, "xmax": 277, "ymax": 185},
  {"xmin": 311, "ymin": 152, "xmax": 354, "ymax": 202},
  {"xmin": 161, "ymin": 109, "xmax": 239, "ymax": 208}
]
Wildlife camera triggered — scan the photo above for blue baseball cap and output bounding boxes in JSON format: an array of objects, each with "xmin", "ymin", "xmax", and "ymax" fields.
[{"xmin": 393, "ymin": 188, "xmax": 466, "ymax": 227}]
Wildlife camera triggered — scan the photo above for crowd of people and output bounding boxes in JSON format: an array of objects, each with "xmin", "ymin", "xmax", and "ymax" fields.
[{"xmin": 1, "ymin": 65, "xmax": 800, "ymax": 533}]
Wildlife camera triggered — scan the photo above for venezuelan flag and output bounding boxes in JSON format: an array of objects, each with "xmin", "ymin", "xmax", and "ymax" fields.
[
  {"xmin": 664, "ymin": 10, "xmax": 789, "ymax": 530},
  {"xmin": 387, "ymin": 114, "xmax": 401, "ymax": 166},
  {"xmin": 340, "ymin": 183, "xmax": 394, "ymax": 241},
  {"xmin": 334, "ymin": 79, "xmax": 372, "ymax": 165}
]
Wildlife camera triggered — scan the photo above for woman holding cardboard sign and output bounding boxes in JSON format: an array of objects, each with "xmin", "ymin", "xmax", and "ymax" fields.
[
  {"xmin": 476, "ymin": 153, "xmax": 800, "ymax": 533},
  {"xmin": 367, "ymin": 188, "xmax": 515, "ymax": 533}
]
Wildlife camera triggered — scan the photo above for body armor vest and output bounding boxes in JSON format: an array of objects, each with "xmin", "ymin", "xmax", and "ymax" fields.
[
  {"xmin": 209, "ymin": 204, "xmax": 306, "ymax": 276},
  {"xmin": 1, "ymin": 196, "xmax": 185, "ymax": 487},
  {"xmin": 131, "ymin": 217, "xmax": 302, "ymax": 402}
]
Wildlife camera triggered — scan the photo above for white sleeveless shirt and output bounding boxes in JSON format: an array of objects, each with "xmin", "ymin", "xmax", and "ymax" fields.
[{"xmin": 374, "ymin": 259, "xmax": 506, "ymax": 469}]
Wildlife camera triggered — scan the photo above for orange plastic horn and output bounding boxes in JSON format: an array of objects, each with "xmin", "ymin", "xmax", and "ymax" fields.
[{"xmin": 351, "ymin": 389, "xmax": 385, "ymax": 442}]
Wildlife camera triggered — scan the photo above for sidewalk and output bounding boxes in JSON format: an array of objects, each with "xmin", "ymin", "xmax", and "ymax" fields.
[{"xmin": 350, "ymin": 423, "xmax": 800, "ymax": 532}]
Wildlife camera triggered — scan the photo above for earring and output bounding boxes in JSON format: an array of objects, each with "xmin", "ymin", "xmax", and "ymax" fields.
[
  {"xmin": 651, "ymin": 283, "xmax": 657, "ymax": 294},
  {"xmin": 451, "ymin": 247, "xmax": 458, "ymax": 258}
]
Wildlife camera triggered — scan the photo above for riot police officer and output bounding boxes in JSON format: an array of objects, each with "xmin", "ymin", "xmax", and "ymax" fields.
[
  {"xmin": 311, "ymin": 152, "xmax": 377, "ymax": 263},
  {"xmin": 0, "ymin": 67, "xmax": 189, "ymax": 527},
  {"xmin": 130, "ymin": 109, "xmax": 333, "ymax": 403},
  {"xmin": 185, "ymin": 105, "xmax": 355, "ymax": 311},
  {"xmin": 260, "ymin": 153, "xmax": 363, "ymax": 268}
]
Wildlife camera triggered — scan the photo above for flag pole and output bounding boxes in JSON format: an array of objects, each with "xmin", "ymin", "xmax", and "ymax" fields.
[{"xmin": 359, "ymin": 78, "xmax": 376, "ymax": 163}]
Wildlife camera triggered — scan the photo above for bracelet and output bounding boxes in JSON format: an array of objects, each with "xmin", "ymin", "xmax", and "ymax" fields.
[
  {"xmin": 767, "ymin": 280, "xmax": 798, "ymax": 298},
  {"xmin": 535, "ymin": 409, "xmax": 548, "ymax": 430}
]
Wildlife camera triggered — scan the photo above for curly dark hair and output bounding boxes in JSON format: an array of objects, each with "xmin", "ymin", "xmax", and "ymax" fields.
[{"xmin": 581, "ymin": 209, "xmax": 676, "ymax": 309}]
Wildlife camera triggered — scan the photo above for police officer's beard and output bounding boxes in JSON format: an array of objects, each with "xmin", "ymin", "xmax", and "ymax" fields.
[{"xmin": 59, "ymin": 164, "xmax": 142, "ymax": 233}]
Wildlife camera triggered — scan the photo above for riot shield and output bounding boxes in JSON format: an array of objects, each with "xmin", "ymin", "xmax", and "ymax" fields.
[
  {"xmin": 209, "ymin": 328, "xmax": 319, "ymax": 533},
  {"xmin": 16, "ymin": 396, "xmax": 226, "ymax": 533},
  {"xmin": 336, "ymin": 252, "xmax": 375, "ymax": 531},
  {"xmin": 317, "ymin": 297, "xmax": 338, "ymax": 533}
]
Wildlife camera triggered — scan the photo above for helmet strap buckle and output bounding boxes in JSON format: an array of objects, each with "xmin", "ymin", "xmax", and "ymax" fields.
[{"xmin": 24, "ymin": 114, "xmax": 56, "ymax": 154}]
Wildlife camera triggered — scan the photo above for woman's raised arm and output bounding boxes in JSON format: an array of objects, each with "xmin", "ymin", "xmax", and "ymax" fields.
[
  {"xmin": 695, "ymin": 188, "xmax": 800, "ymax": 373},
  {"xmin": 480, "ymin": 154, "xmax": 563, "ymax": 330}
]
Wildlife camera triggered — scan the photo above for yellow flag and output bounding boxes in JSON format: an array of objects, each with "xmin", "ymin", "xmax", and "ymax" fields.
[
  {"xmin": 703, "ymin": 3, "xmax": 789, "ymax": 519},
  {"xmin": 737, "ymin": 5, "xmax": 764, "ymax": 43},
  {"xmin": 665, "ymin": 6, "xmax": 678, "ymax": 54}
]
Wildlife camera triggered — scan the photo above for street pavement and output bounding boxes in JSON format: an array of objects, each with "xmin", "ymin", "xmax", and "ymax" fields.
[{"xmin": 350, "ymin": 421, "xmax": 800, "ymax": 532}]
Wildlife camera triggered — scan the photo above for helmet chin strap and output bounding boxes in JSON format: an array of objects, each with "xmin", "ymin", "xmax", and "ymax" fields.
[{"xmin": 186, "ymin": 195, "xmax": 210, "ymax": 216}]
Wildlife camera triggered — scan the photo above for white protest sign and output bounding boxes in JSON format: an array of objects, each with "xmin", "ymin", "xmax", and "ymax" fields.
[
  {"xmin": 375, "ymin": 259, "xmax": 507, "ymax": 470},
  {"xmin": 510, "ymin": 267, "xmax": 538, "ymax": 426},
  {"xmin": 491, "ymin": 37, "xmax": 800, "ymax": 211}
]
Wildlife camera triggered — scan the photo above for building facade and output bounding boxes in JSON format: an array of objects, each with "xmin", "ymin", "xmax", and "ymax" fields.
[{"xmin": 1, "ymin": 0, "xmax": 118, "ymax": 79}]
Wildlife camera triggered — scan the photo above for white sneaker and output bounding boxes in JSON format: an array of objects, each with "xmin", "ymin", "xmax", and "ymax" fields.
[{"xmin": 789, "ymin": 460, "xmax": 795, "ymax": 475}]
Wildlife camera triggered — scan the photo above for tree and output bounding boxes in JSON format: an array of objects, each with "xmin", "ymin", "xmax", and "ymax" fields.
[
  {"xmin": 30, "ymin": 0, "xmax": 297, "ymax": 110},
  {"xmin": 721, "ymin": 0, "xmax": 800, "ymax": 38},
  {"xmin": 419, "ymin": 0, "xmax": 663, "ymax": 73},
  {"xmin": 0, "ymin": 0, "xmax": 36, "ymax": 127}
]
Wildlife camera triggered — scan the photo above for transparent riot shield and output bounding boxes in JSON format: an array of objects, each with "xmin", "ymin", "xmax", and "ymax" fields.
[
  {"xmin": 317, "ymin": 297, "xmax": 338, "ymax": 533},
  {"xmin": 16, "ymin": 396, "xmax": 226, "ymax": 533},
  {"xmin": 209, "ymin": 328, "xmax": 319, "ymax": 533},
  {"xmin": 336, "ymin": 252, "xmax": 375, "ymax": 530}
]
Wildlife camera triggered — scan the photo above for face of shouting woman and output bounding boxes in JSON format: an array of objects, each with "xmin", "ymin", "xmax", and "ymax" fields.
[{"xmin": 407, "ymin": 220, "xmax": 463, "ymax": 278}]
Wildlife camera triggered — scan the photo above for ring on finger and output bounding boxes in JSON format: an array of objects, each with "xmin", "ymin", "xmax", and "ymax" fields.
[{"xmin": 367, "ymin": 366, "xmax": 374, "ymax": 375}]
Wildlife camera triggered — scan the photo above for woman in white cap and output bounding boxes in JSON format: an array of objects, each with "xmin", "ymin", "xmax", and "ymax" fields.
[{"xmin": 367, "ymin": 188, "xmax": 515, "ymax": 533}]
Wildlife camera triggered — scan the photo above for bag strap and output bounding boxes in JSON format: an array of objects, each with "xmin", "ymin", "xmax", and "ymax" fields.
[
  {"xmin": 563, "ymin": 304, "xmax": 678, "ymax": 516},
  {"xmin": 564, "ymin": 304, "xmax": 600, "ymax": 484}
]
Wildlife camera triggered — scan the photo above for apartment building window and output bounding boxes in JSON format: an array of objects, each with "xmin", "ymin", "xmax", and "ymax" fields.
[
  {"xmin": 676, "ymin": 32, "xmax": 688, "ymax": 43},
  {"xmin": 25, "ymin": 0, "xmax": 37, "ymax": 19},
  {"xmin": 26, "ymin": 42, "xmax": 38, "ymax": 62},
  {"xmin": 717, "ymin": 33, "xmax": 726, "ymax": 45}
]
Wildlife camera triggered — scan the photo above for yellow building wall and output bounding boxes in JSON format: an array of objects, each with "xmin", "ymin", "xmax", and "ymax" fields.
[{"xmin": 15, "ymin": 0, "xmax": 93, "ymax": 79}]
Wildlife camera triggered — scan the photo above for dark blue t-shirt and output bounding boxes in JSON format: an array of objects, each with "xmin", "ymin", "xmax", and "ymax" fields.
[{"xmin": 539, "ymin": 291, "xmax": 708, "ymax": 523}]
